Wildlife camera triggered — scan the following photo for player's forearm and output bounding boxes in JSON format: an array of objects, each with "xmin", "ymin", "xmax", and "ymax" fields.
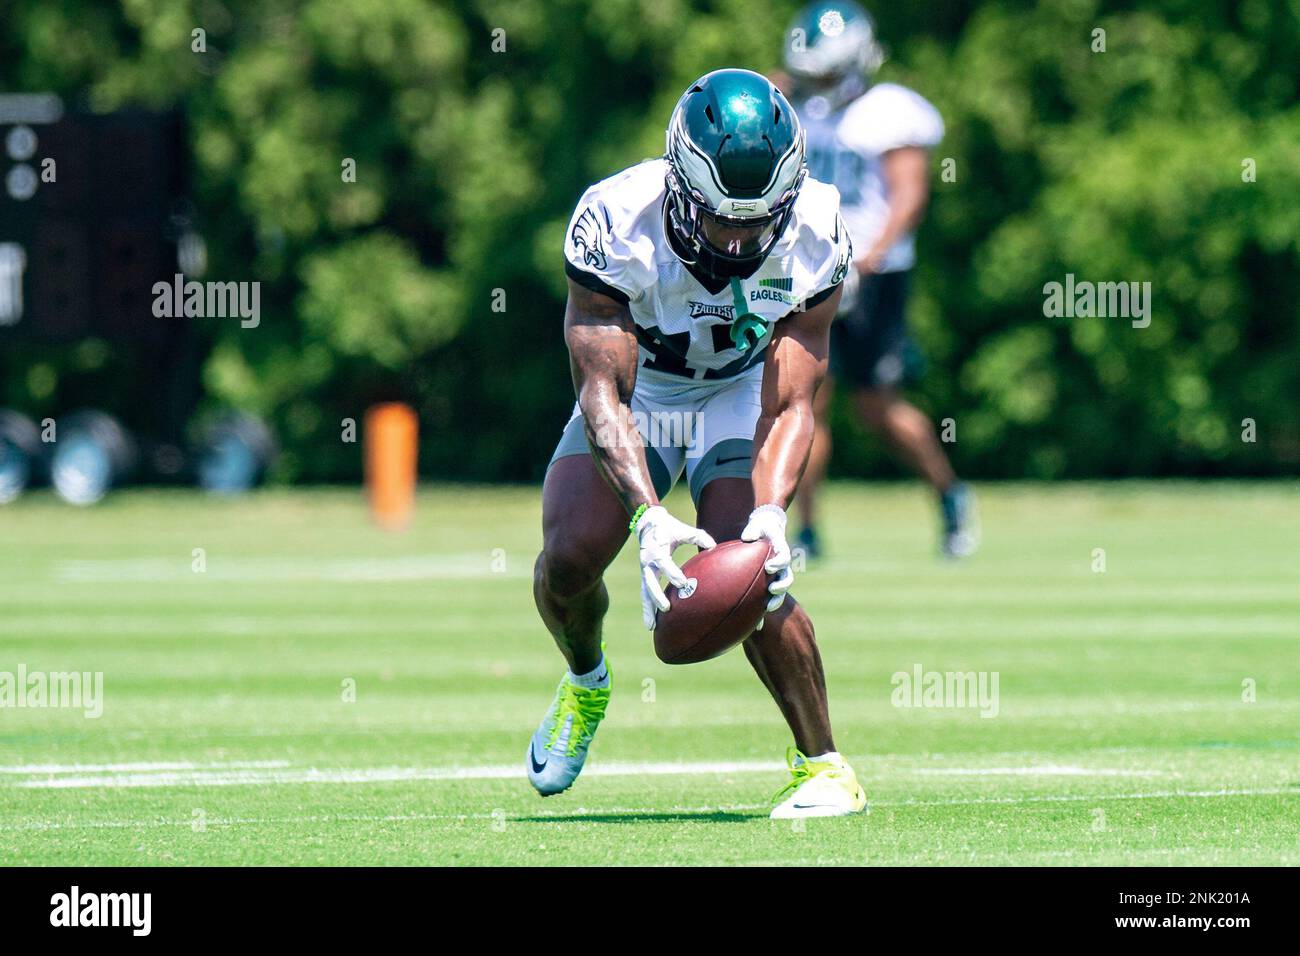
[
  {"xmin": 865, "ymin": 148, "xmax": 931, "ymax": 265},
  {"xmin": 750, "ymin": 403, "xmax": 815, "ymax": 508},
  {"xmin": 879, "ymin": 187, "xmax": 928, "ymax": 246},
  {"xmin": 564, "ymin": 280, "xmax": 659, "ymax": 515},
  {"xmin": 577, "ymin": 379, "xmax": 659, "ymax": 513},
  {"xmin": 751, "ymin": 289, "xmax": 837, "ymax": 507},
  {"xmin": 863, "ymin": 189, "xmax": 928, "ymax": 269}
]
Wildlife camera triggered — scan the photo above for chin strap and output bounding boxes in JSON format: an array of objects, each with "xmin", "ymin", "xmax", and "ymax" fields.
[{"xmin": 728, "ymin": 278, "xmax": 770, "ymax": 353}]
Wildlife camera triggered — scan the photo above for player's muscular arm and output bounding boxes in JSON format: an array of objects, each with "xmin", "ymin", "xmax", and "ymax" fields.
[
  {"xmin": 564, "ymin": 278, "xmax": 659, "ymax": 514},
  {"xmin": 752, "ymin": 286, "xmax": 842, "ymax": 508},
  {"xmin": 859, "ymin": 145, "xmax": 931, "ymax": 272}
]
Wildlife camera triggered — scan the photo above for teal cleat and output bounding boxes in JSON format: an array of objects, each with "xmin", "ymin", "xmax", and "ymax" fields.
[
  {"xmin": 940, "ymin": 482, "xmax": 979, "ymax": 558},
  {"xmin": 526, "ymin": 661, "xmax": 611, "ymax": 796},
  {"xmin": 794, "ymin": 525, "xmax": 823, "ymax": 561}
]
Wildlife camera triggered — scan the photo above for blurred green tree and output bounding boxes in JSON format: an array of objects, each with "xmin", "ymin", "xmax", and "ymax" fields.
[{"xmin": 1, "ymin": 0, "xmax": 1296, "ymax": 480}]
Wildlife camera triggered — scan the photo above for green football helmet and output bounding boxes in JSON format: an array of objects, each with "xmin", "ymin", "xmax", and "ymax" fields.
[
  {"xmin": 784, "ymin": 1, "xmax": 884, "ymax": 82},
  {"xmin": 783, "ymin": 2, "xmax": 885, "ymax": 110},
  {"xmin": 664, "ymin": 68, "xmax": 807, "ymax": 280}
]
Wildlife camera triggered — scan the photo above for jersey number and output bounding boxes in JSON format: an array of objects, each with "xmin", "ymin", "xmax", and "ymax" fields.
[
  {"xmin": 637, "ymin": 323, "xmax": 766, "ymax": 379},
  {"xmin": 637, "ymin": 325, "xmax": 693, "ymax": 376}
]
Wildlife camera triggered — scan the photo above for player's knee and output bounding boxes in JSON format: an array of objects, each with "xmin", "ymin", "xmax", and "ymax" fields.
[
  {"xmin": 855, "ymin": 388, "xmax": 890, "ymax": 429},
  {"xmin": 776, "ymin": 596, "xmax": 812, "ymax": 633},
  {"xmin": 757, "ymin": 595, "xmax": 812, "ymax": 642},
  {"xmin": 538, "ymin": 543, "xmax": 604, "ymax": 602}
]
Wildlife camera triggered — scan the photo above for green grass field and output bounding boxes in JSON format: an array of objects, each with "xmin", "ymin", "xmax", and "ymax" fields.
[{"xmin": 1, "ymin": 482, "xmax": 1297, "ymax": 866}]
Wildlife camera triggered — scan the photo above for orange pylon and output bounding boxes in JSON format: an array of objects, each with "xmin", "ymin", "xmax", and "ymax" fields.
[{"xmin": 365, "ymin": 403, "xmax": 418, "ymax": 531}]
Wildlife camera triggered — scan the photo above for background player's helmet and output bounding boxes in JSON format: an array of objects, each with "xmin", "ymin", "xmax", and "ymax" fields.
[
  {"xmin": 783, "ymin": 2, "xmax": 885, "ymax": 109},
  {"xmin": 664, "ymin": 69, "xmax": 807, "ymax": 281}
]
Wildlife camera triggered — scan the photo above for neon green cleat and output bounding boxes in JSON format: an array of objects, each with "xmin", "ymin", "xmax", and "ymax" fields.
[
  {"xmin": 769, "ymin": 746, "xmax": 868, "ymax": 818},
  {"xmin": 526, "ymin": 658, "xmax": 611, "ymax": 796}
]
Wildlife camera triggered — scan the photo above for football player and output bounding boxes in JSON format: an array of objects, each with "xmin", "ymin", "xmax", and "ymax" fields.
[
  {"xmin": 527, "ymin": 68, "xmax": 867, "ymax": 818},
  {"xmin": 780, "ymin": 1, "xmax": 977, "ymax": 559}
]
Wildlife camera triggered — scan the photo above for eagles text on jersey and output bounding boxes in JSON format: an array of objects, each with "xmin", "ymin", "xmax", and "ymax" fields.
[{"xmin": 564, "ymin": 159, "xmax": 851, "ymax": 383}]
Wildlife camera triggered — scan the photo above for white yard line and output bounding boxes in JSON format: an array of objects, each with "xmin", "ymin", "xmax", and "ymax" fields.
[
  {"xmin": 0, "ymin": 760, "xmax": 290, "ymax": 775},
  {"xmin": 912, "ymin": 766, "xmax": 1164, "ymax": 777},
  {"xmin": 2, "ymin": 787, "xmax": 1292, "ymax": 834},
  {"xmin": 54, "ymin": 555, "xmax": 529, "ymax": 583},
  {"xmin": 876, "ymin": 787, "xmax": 1296, "ymax": 808},
  {"xmin": 0, "ymin": 758, "xmax": 1191, "ymax": 790},
  {"xmin": 6, "ymin": 759, "xmax": 780, "ymax": 789},
  {"xmin": 0, "ymin": 804, "xmax": 773, "ymax": 833}
]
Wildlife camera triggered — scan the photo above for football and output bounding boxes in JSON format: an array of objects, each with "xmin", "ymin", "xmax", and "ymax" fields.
[{"xmin": 653, "ymin": 539, "xmax": 775, "ymax": 665}]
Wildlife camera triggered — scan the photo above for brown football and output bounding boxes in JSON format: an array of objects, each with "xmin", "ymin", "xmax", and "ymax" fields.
[{"xmin": 653, "ymin": 539, "xmax": 774, "ymax": 665}]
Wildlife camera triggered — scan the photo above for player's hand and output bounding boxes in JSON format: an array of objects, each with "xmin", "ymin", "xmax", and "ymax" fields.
[
  {"xmin": 635, "ymin": 505, "xmax": 717, "ymax": 630},
  {"xmin": 741, "ymin": 504, "xmax": 793, "ymax": 626},
  {"xmin": 855, "ymin": 244, "xmax": 887, "ymax": 276}
]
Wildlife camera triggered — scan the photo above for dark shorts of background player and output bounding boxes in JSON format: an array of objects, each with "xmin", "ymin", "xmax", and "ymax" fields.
[{"xmin": 830, "ymin": 269, "xmax": 925, "ymax": 390}]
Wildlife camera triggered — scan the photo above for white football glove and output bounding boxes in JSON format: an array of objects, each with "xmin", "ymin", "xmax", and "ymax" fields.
[
  {"xmin": 634, "ymin": 505, "xmax": 717, "ymax": 631},
  {"xmin": 741, "ymin": 503, "xmax": 794, "ymax": 626}
]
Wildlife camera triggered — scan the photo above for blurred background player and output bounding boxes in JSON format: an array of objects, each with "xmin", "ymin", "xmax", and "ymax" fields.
[{"xmin": 777, "ymin": 1, "xmax": 977, "ymax": 559}]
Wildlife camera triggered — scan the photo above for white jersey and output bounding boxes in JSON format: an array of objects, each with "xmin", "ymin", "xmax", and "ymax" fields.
[
  {"xmin": 563, "ymin": 158, "xmax": 851, "ymax": 388},
  {"xmin": 796, "ymin": 82, "xmax": 943, "ymax": 274}
]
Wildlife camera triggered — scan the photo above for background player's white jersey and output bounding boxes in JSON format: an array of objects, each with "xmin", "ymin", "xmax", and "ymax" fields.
[
  {"xmin": 796, "ymin": 82, "xmax": 943, "ymax": 274},
  {"xmin": 563, "ymin": 158, "xmax": 851, "ymax": 386}
]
